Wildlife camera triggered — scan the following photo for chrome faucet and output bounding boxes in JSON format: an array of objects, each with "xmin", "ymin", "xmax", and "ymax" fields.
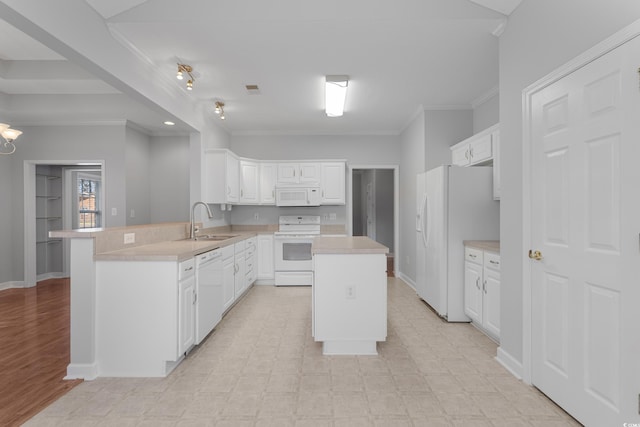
[{"xmin": 190, "ymin": 201, "xmax": 214, "ymax": 240}]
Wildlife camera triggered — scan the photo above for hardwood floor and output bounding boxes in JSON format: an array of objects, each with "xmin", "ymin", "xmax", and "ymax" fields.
[{"xmin": 0, "ymin": 278, "xmax": 82, "ymax": 427}]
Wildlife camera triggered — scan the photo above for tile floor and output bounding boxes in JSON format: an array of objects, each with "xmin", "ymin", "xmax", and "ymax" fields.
[{"xmin": 24, "ymin": 278, "xmax": 581, "ymax": 426}]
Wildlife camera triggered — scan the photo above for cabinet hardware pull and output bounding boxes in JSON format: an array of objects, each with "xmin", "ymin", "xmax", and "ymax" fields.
[
  {"xmin": 475, "ymin": 277, "xmax": 480, "ymax": 290},
  {"xmin": 489, "ymin": 260, "xmax": 499, "ymax": 265},
  {"xmin": 483, "ymin": 280, "xmax": 487, "ymax": 294},
  {"xmin": 469, "ymin": 254, "xmax": 476, "ymax": 258},
  {"xmin": 194, "ymin": 292, "xmax": 198, "ymax": 304},
  {"xmin": 185, "ymin": 266, "xmax": 193, "ymax": 271}
]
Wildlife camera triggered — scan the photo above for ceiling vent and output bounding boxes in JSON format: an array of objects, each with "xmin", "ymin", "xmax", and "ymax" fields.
[{"xmin": 245, "ymin": 84, "xmax": 261, "ymax": 95}]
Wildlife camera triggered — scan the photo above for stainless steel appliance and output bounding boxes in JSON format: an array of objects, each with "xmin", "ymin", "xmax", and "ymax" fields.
[{"xmin": 274, "ymin": 215, "xmax": 321, "ymax": 286}]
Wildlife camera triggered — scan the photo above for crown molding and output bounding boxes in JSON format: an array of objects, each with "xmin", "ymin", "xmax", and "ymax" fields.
[{"xmin": 471, "ymin": 85, "xmax": 499, "ymax": 109}]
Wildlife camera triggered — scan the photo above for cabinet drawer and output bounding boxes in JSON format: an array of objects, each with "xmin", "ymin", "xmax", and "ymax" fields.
[
  {"xmin": 179, "ymin": 258, "xmax": 195, "ymax": 280},
  {"xmin": 245, "ymin": 237, "xmax": 257, "ymax": 255},
  {"xmin": 234, "ymin": 240, "xmax": 246, "ymax": 254},
  {"xmin": 484, "ymin": 252, "xmax": 501, "ymax": 271},
  {"xmin": 465, "ymin": 247, "xmax": 483, "ymax": 264}
]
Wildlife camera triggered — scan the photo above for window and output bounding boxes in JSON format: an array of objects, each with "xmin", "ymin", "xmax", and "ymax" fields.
[{"xmin": 77, "ymin": 176, "xmax": 101, "ymax": 228}]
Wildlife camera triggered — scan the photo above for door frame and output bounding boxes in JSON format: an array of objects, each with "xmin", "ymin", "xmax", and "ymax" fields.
[
  {"xmin": 520, "ymin": 18, "xmax": 640, "ymax": 385},
  {"xmin": 347, "ymin": 164, "xmax": 399, "ymax": 260},
  {"xmin": 24, "ymin": 160, "xmax": 105, "ymax": 287}
]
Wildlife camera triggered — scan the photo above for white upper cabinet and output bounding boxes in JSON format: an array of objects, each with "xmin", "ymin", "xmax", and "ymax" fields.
[
  {"xmin": 259, "ymin": 163, "xmax": 277, "ymax": 205},
  {"xmin": 277, "ymin": 162, "xmax": 321, "ymax": 185},
  {"xmin": 320, "ymin": 162, "xmax": 346, "ymax": 205},
  {"xmin": 240, "ymin": 160, "xmax": 260, "ymax": 204},
  {"xmin": 205, "ymin": 149, "xmax": 240, "ymax": 204},
  {"xmin": 450, "ymin": 124, "xmax": 500, "ymax": 200}
]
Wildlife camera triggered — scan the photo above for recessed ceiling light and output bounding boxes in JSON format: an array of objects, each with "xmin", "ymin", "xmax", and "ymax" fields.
[{"xmin": 164, "ymin": 121, "xmax": 175, "ymax": 126}]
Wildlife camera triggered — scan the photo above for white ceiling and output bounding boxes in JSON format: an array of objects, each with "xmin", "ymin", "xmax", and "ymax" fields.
[{"xmin": 1, "ymin": 0, "xmax": 516, "ymax": 135}]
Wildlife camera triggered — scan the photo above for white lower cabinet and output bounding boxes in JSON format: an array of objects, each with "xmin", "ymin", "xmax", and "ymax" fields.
[
  {"xmin": 257, "ymin": 234, "xmax": 274, "ymax": 283},
  {"xmin": 245, "ymin": 237, "xmax": 257, "ymax": 286},
  {"xmin": 222, "ymin": 245, "xmax": 235, "ymax": 312},
  {"xmin": 464, "ymin": 246, "xmax": 500, "ymax": 342},
  {"xmin": 234, "ymin": 241, "xmax": 246, "ymax": 298},
  {"xmin": 178, "ymin": 259, "xmax": 196, "ymax": 355}
]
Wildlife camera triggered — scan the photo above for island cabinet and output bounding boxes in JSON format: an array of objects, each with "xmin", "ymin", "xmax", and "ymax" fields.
[
  {"xmin": 95, "ymin": 258, "xmax": 195, "ymax": 377},
  {"xmin": 312, "ymin": 236, "xmax": 388, "ymax": 355}
]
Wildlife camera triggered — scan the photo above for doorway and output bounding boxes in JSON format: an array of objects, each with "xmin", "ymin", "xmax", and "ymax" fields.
[
  {"xmin": 349, "ymin": 166, "xmax": 398, "ymax": 277},
  {"xmin": 24, "ymin": 161, "xmax": 104, "ymax": 286}
]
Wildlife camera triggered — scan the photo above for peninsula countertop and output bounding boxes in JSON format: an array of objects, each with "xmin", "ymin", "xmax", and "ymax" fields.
[{"xmin": 312, "ymin": 236, "xmax": 389, "ymax": 255}]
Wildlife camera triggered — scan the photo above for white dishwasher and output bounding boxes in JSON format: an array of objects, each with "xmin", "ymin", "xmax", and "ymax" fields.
[{"xmin": 195, "ymin": 248, "xmax": 223, "ymax": 344}]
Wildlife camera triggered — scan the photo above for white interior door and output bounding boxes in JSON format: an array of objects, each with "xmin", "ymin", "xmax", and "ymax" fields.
[{"xmin": 530, "ymin": 35, "xmax": 640, "ymax": 426}]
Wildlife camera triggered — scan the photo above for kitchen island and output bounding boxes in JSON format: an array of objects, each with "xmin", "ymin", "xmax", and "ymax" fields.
[{"xmin": 311, "ymin": 236, "xmax": 388, "ymax": 355}]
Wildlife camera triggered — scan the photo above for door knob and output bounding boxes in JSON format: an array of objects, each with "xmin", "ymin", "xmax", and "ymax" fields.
[{"xmin": 528, "ymin": 250, "xmax": 543, "ymax": 260}]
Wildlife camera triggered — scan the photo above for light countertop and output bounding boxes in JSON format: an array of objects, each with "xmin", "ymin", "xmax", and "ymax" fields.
[
  {"xmin": 94, "ymin": 233, "xmax": 254, "ymax": 262},
  {"xmin": 463, "ymin": 240, "xmax": 500, "ymax": 253},
  {"xmin": 312, "ymin": 236, "xmax": 389, "ymax": 255}
]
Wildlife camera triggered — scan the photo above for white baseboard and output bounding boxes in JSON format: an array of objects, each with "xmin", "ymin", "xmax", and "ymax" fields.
[
  {"xmin": 65, "ymin": 362, "xmax": 98, "ymax": 381},
  {"xmin": 37, "ymin": 272, "xmax": 66, "ymax": 282},
  {"xmin": 0, "ymin": 281, "xmax": 25, "ymax": 292},
  {"xmin": 396, "ymin": 272, "xmax": 416, "ymax": 291},
  {"xmin": 496, "ymin": 346, "xmax": 524, "ymax": 380},
  {"xmin": 255, "ymin": 279, "xmax": 275, "ymax": 286}
]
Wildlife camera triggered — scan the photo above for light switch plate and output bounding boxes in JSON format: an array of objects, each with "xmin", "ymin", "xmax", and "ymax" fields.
[{"xmin": 124, "ymin": 233, "xmax": 135, "ymax": 244}]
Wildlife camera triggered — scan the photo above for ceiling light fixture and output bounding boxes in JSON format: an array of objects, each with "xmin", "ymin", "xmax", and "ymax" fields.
[
  {"xmin": 177, "ymin": 63, "xmax": 195, "ymax": 90},
  {"xmin": 0, "ymin": 123, "xmax": 23, "ymax": 155},
  {"xmin": 325, "ymin": 75, "xmax": 349, "ymax": 117},
  {"xmin": 164, "ymin": 121, "xmax": 175, "ymax": 126},
  {"xmin": 214, "ymin": 101, "xmax": 225, "ymax": 120}
]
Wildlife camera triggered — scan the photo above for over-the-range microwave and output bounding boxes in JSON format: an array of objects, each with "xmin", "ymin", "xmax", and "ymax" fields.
[{"xmin": 275, "ymin": 186, "xmax": 321, "ymax": 206}]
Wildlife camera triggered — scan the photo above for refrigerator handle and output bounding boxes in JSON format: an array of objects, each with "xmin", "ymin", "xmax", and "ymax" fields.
[
  {"xmin": 423, "ymin": 195, "xmax": 430, "ymax": 248},
  {"xmin": 417, "ymin": 193, "xmax": 426, "ymax": 232}
]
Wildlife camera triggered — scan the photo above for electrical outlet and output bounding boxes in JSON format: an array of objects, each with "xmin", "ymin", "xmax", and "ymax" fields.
[
  {"xmin": 323, "ymin": 214, "xmax": 329, "ymax": 220},
  {"xmin": 254, "ymin": 212, "xmax": 259, "ymax": 220},
  {"xmin": 329, "ymin": 213, "xmax": 337, "ymax": 220},
  {"xmin": 345, "ymin": 285, "xmax": 356, "ymax": 299},
  {"xmin": 111, "ymin": 207, "xmax": 117, "ymax": 216},
  {"xmin": 130, "ymin": 209, "xmax": 135, "ymax": 218},
  {"xmin": 124, "ymin": 233, "xmax": 135, "ymax": 244}
]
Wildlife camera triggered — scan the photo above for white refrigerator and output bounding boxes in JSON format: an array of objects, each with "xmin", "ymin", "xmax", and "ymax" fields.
[{"xmin": 416, "ymin": 165, "xmax": 499, "ymax": 321}]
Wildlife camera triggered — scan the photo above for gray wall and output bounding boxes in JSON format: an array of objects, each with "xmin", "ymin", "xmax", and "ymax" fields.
[
  {"xmin": 473, "ymin": 93, "xmax": 499, "ymax": 133},
  {"xmin": 149, "ymin": 135, "xmax": 190, "ymax": 223},
  {"xmin": 125, "ymin": 126, "xmax": 151, "ymax": 225},
  {"xmin": 425, "ymin": 109, "xmax": 473, "ymax": 171},
  {"xmin": 398, "ymin": 112, "xmax": 425, "ymax": 283},
  {"xmin": 499, "ymin": 0, "xmax": 640, "ymax": 364},
  {"xmin": 0, "ymin": 123, "xmax": 194, "ymax": 284}
]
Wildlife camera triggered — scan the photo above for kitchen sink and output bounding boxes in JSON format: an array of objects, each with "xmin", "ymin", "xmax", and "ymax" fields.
[{"xmin": 192, "ymin": 234, "xmax": 238, "ymax": 241}]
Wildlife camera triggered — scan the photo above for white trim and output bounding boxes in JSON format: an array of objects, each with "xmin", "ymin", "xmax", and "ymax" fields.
[
  {"xmin": 0, "ymin": 281, "xmax": 25, "ymax": 292},
  {"xmin": 36, "ymin": 272, "xmax": 66, "ymax": 282},
  {"xmin": 471, "ymin": 85, "xmax": 499, "ymax": 109},
  {"xmin": 65, "ymin": 362, "xmax": 98, "ymax": 381},
  {"xmin": 496, "ymin": 347, "xmax": 523, "ymax": 380},
  {"xmin": 347, "ymin": 164, "xmax": 400, "ymax": 272},
  {"xmin": 24, "ymin": 160, "xmax": 106, "ymax": 291},
  {"xmin": 520, "ymin": 17, "xmax": 640, "ymax": 386},
  {"xmin": 231, "ymin": 129, "xmax": 401, "ymax": 137},
  {"xmin": 396, "ymin": 272, "xmax": 416, "ymax": 291}
]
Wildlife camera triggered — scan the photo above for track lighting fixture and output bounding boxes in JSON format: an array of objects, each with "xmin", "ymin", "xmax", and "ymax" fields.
[
  {"xmin": 214, "ymin": 101, "xmax": 225, "ymax": 120},
  {"xmin": 0, "ymin": 123, "xmax": 23, "ymax": 155},
  {"xmin": 176, "ymin": 63, "xmax": 195, "ymax": 90}
]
